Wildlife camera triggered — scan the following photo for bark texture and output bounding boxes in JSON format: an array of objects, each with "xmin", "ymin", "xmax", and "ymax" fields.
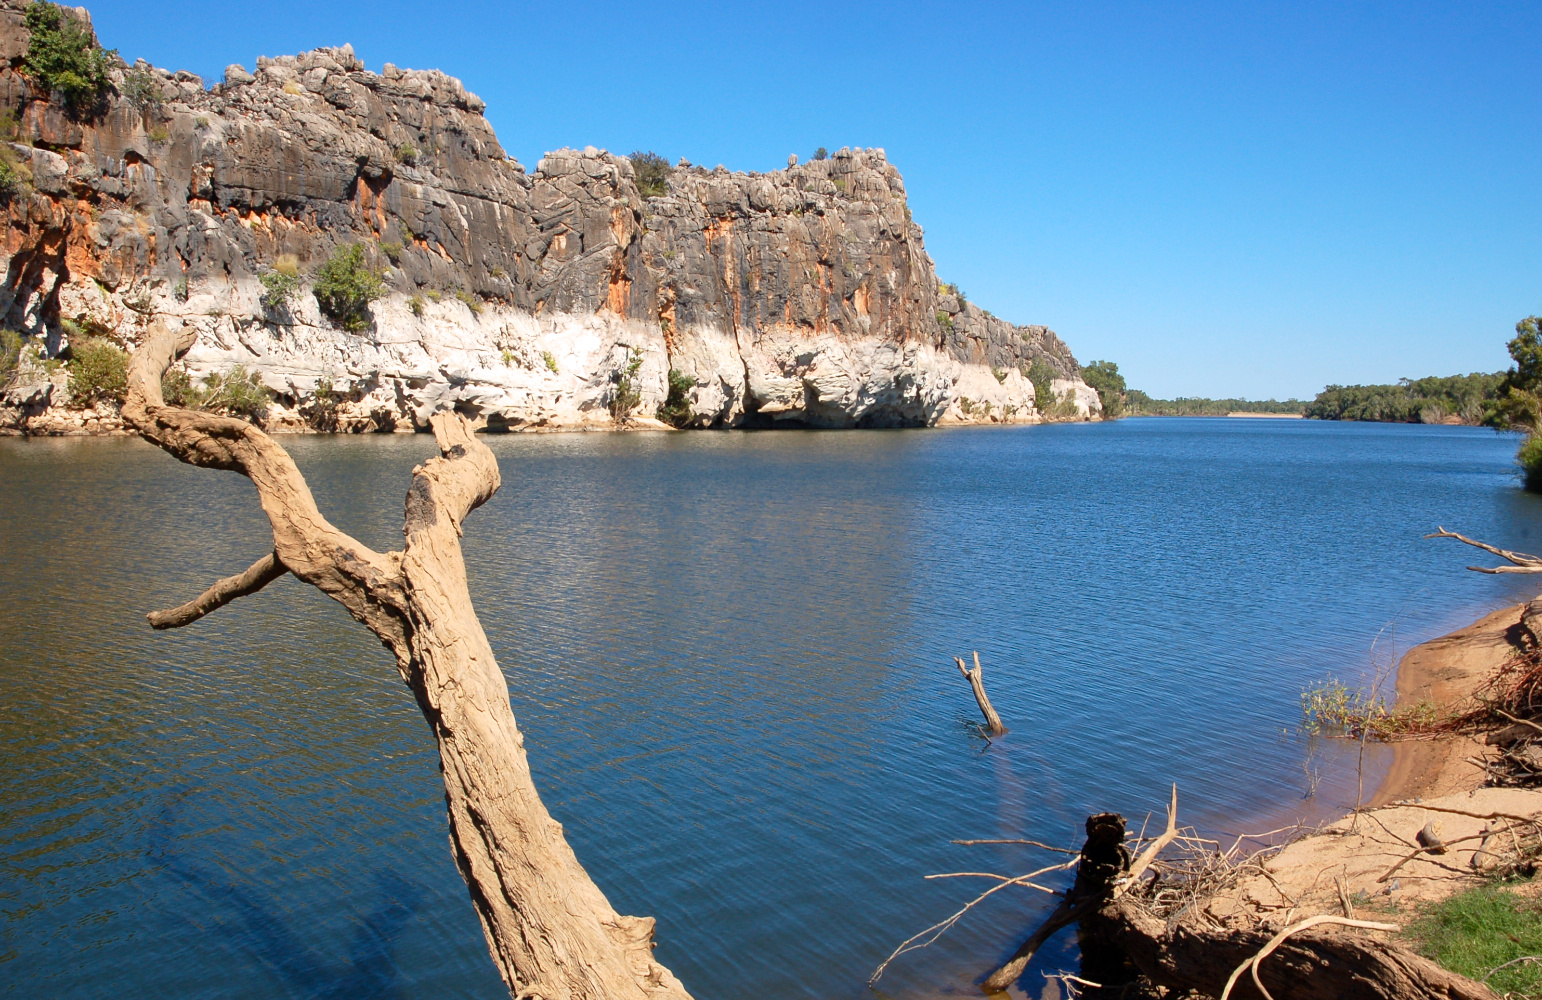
[{"xmin": 123, "ymin": 320, "xmax": 694, "ymax": 1000}]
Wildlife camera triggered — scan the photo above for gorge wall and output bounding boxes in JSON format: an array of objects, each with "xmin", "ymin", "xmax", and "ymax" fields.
[{"xmin": 0, "ymin": 0, "xmax": 1100, "ymax": 434}]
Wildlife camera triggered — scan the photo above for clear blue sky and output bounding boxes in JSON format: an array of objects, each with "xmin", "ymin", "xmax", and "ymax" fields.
[{"xmin": 83, "ymin": 0, "xmax": 1541, "ymax": 399}]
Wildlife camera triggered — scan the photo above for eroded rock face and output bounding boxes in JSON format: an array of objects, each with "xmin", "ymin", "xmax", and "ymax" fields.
[{"xmin": 0, "ymin": 0, "xmax": 1097, "ymax": 434}]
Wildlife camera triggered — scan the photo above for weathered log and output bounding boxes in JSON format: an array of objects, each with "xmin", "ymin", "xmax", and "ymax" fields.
[
  {"xmin": 955, "ymin": 651, "xmax": 1007, "ymax": 735},
  {"xmin": 981, "ymin": 813, "xmax": 1128, "ymax": 992},
  {"xmin": 1095, "ymin": 896, "xmax": 1497, "ymax": 1000},
  {"xmin": 121, "ymin": 321, "xmax": 692, "ymax": 1000}
]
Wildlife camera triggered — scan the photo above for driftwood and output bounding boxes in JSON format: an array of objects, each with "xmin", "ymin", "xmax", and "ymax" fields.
[
  {"xmin": 954, "ymin": 652, "xmax": 1006, "ymax": 735},
  {"xmin": 973, "ymin": 792, "xmax": 1497, "ymax": 1000},
  {"xmin": 120, "ymin": 322, "xmax": 692, "ymax": 1000}
]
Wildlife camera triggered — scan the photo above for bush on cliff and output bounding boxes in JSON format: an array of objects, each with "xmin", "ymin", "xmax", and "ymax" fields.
[
  {"xmin": 312, "ymin": 244, "xmax": 384, "ymax": 332},
  {"xmin": 160, "ymin": 367, "xmax": 206, "ymax": 407},
  {"xmin": 657, "ymin": 369, "xmax": 694, "ymax": 427},
  {"xmin": 1024, "ymin": 358, "xmax": 1058, "ymax": 414},
  {"xmin": 628, "ymin": 151, "xmax": 671, "ymax": 199},
  {"xmin": 609, "ymin": 350, "xmax": 643, "ymax": 421},
  {"xmin": 23, "ymin": 2, "xmax": 116, "ymax": 114},
  {"xmin": 0, "ymin": 144, "xmax": 32, "ymax": 203},
  {"xmin": 260, "ymin": 256, "xmax": 303, "ymax": 314},
  {"xmin": 1081, "ymin": 360, "xmax": 1127, "ymax": 419},
  {"xmin": 204, "ymin": 366, "xmax": 270, "ymax": 421},
  {"xmin": 66, "ymin": 337, "xmax": 128, "ymax": 406}
]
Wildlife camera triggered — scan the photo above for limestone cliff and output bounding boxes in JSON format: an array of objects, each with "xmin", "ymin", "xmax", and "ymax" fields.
[{"xmin": 0, "ymin": 0, "xmax": 1099, "ymax": 434}]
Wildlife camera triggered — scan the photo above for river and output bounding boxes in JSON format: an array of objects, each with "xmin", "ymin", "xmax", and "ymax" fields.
[{"xmin": 3, "ymin": 418, "xmax": 1540, "ymax": 999}]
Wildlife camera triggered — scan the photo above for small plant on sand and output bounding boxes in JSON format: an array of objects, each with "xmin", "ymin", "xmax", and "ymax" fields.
[
  {"xmin": 656, "ymin": 368, "xmax": 693, "ymax": 427},
  {"xmin": 1300, "ymin": 678, "xmax": 1443, "ymax": 740}
]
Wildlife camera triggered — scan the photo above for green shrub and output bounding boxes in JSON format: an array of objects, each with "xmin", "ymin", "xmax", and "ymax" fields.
[
  {"xmin": 380, "ymin": 240, "xmax": 403, "ymax": 263},
  {"xmin": 395, "ymin": 143, "xmax": 418, "ymax": 165},
  {"xmin": 1080, "ymin": 359, "xmax": 1127, "ymax": 419},
  {"xmin": 936, "ymin": 310, "xmax": 953, "ymax": 331},
  {"xmin": 23, "ymin": 2, "xmax": 116, "ymax": 113},
  {"xmin": 454, "ymin": 289, "xmax": 482, "ymax": 317},
  {"xmin": 425, "ymin": 289, "xmax": 441, "ymax": 302},
  {"xmin": 408, "ymin": 294, "xmax": 425, "ymax": 317},
  {"xmin": 1518, "ymin": 434, "xmax": 1542, "ymax": 492},
  {"xmin": 991, "ymin": 366, "xmax": 1007, "ymax": 384},
  {"xmin": 120, "ymin": 65, "xmax": 163, "ymax": 112},
  {"xmin": 657, "ymin": 368, "xmax": 693, "ymax": 427},
  {"xmin": 0, "ymin": 329, "xmax": 21, "ymax": 384},
  {"xmin": 259, "ymin": 268, "xmax": 302, "ymax": 313},
  {"xmin": 609, "ymin": 349, "xmax": 643, "ymax": 421},
  {"xmin": 628, "ymin": 150, "xmax": 672, "ymax": 199},
  {"xmin": 812, "ymin": 147, "xmax": 828, "ymax": 161},
  {"xmin": 1025, "ymin": 358, "xmax": 1058, "ymax": 413},
  {"xmin": 500, "ymin": 349, "xmax": 515, "ymax": 366},
  {"xmin": 66, "ymin": 337, "xmax": 128, "ymax": 406},
  {"xmin": 541, "ymin": 349, "xmax": 558, "ymax": 373},
  {"xmin": 204, "ymin": 365, "xmax": 269, "ymax": 420},
  {"xmin": 159, "ymin": 366, "xmax": 205, "ymax": 407},
  {"xmin": 312, "ymin": 243, "xmax": 383, "ymax": 331},
  {"xmin": 305, "ymin": 376, "xmax": 339, "ymax": 430}
]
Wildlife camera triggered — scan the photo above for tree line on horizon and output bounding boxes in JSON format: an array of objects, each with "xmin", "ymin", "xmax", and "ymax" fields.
[{"xmin": 1082, "ymin": 315, "xmax": 1542, "ymax": 489}]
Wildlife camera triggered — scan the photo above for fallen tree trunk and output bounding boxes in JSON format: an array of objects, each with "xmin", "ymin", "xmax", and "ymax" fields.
[
  {"xmin": 979, "ymin": 799, "xmax": 1496, "ymax": 1000},
  {"xmin": 1094, "ymin": 897, "xmax": 1497, "ymax": 1000},
  {"xmin": 121, "ymin": 322, "xmax": 693, "ymax": 1000}
]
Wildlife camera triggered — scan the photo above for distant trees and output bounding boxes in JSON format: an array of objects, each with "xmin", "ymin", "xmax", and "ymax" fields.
[{"xmin": 1304, "ymin": 372, "xmax": 1502, "ymax": 425}]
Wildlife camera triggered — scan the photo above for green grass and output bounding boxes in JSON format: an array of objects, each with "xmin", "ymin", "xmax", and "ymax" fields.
[{"xmin": 1408, "ymin": 883, "xmax": 1542, "ymax": 996}]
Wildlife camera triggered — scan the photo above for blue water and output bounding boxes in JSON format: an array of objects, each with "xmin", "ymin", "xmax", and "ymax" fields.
[{"xmin": 3, "ymin": 418, "xmax": 1541, "ymax": 999}]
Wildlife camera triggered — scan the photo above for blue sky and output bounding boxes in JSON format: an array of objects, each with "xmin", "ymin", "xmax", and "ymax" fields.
[{"xmin": 83, "ymin": 0, "xmax": 1541, "ymax": 399}]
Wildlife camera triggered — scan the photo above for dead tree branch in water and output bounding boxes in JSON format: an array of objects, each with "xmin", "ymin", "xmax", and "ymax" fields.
[
  {"xmin": 1428, "ymin": 527, "xmax": 1542, "ymax": 574},
  {"xmin": 120, "ymin": 321, "xmax": 693, "ymax": 1000},
  {"xmin": 954, "ymin": 651, "xmax": 1006, "ymax": 735}
]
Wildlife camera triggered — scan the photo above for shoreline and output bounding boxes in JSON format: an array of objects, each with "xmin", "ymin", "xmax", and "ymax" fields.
[{"xmin": 1369, "ymin": 601, "xmax": 1524, "ymax": 805}]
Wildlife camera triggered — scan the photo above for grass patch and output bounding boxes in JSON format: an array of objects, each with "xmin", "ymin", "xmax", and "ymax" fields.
[
  {"xmin": 541, "ymin": 349, "xmax": 558, "ymax": 374},
  {"xmin": 1408, "ymin": 882, "xmax": 1542, "ymax": 996}
]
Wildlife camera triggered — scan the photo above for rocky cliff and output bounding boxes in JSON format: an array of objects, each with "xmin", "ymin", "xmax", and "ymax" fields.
[{"xmin": 0, "ymin": 0, "xmax": 1099, "ymax": 434}]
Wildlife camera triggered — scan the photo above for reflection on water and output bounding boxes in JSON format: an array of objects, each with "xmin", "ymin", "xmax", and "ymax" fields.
[{"xmin": 3, "ymin": 419, "xmax": 1541, "ymax": 999}]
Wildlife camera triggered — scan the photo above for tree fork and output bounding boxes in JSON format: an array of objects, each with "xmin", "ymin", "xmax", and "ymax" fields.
[{"xmin": 121, "ymin": 321, "xmax": 694, "ymax": 1000}]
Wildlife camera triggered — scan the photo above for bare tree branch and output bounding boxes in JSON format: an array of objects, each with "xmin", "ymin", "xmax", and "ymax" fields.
[
  {"xmin": 119, "ymin": 321, "xmax": 696, "ymax": 1000},
  {"xmin": 1427, "ymin": 527, "xmax": 1542, "ymax": 573},
  {"xmin": 147, "ymin": 551, "xmax": 289, "ymax": 629}
]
